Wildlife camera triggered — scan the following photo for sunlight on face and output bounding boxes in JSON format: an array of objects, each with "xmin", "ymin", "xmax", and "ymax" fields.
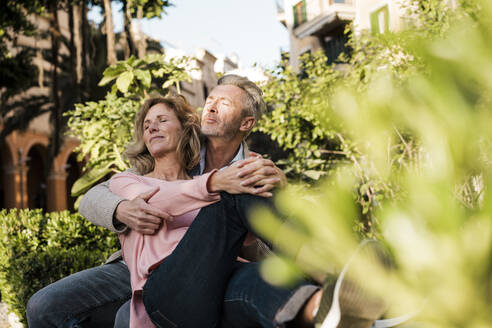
[
  {"xmin": 201, "ymin": 85, "xmax": 245, "ymax": 138},
  {"xmin": 143, "ymin": 103, "xmax": 182, "ymax": 158}
]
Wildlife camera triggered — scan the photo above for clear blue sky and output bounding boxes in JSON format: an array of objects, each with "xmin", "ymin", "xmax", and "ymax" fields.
[{"xmin": 88, "ymin": 0, "xmax": 289, "ymax": 69}]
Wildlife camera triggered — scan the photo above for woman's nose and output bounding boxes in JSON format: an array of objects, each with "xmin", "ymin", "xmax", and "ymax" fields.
[{"xmin": 149, "ymin": 121, "xmax": 159, "ymax": 132}]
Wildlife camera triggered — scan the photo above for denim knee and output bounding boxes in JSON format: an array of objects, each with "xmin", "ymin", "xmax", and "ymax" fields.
[
  {"xmin": 113, "ymin": 300, "xmax": 130, "ymax": 328},
  {"xmin": 26, "ymin": 287, "xmax": 56, "ymax": 327}
]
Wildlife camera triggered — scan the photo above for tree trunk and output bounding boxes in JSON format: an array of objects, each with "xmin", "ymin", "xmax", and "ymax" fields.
[
  {"xmin": 103, "ymin": 0, "xmax": 117, "ymax": 65},
  {"xmin": 69, "ymin": 1, "xmax": 75, "ymax": 81},
  {"xmin": 136, "ymin": 5, "xmax": 146, "ymax": 58},
  {"xmin": 49, "ymin": 2, "xmax": 62, "ymax": 154},
  {"xmin": 68, "ymin": 2, "xmax": 80, "ymax": 102},
  {"xmin": 73, "ymin": 3, "xmax": 83, "ymax": 86},
  {"xmin": 81, "ymin": 0, "xmax": 89, "ymax": 88},
  {"xmin": 123, "ymin": 0, "xmax": 136, "ymax": 58}
]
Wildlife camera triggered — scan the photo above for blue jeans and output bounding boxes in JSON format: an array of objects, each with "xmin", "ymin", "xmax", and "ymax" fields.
[
  {"xmin": 26, "ymin": 260, "xmax": 132, "ymax": 328},
  {"xmin": 142, "ymin": 193, "xmax": 317, "ymax": 328},
  {"xmin": 114, "ymin": 263, "xmax": 318, "ymax": 328},
  {"xmin": 26, "ymin": 194, "xmax": 317, "ymax": 327},
  {"xmin": 222, "ymin": 262, "xmax": 319, "ymax": 328}
]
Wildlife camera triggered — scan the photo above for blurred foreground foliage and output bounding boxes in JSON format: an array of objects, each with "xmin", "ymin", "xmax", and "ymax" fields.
[
  {"xmin": 257, "ymin": 0, "xmax": 485, "ymax": 235},
  {"xmin": 65, "ymin": 54, "xmax": 193, "ymax": 206},
  {"xmin": 253, "ymin": 0, "xmax": 492, "ymax": 326},
  {"xmin": 0, "ymin": 209, "xmax": 119, "ymax": 324}
]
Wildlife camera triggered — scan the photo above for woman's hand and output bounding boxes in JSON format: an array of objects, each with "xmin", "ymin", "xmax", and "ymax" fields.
[{"xmin": 114, "ymin": 187, "xmax": 173, "ymax": 234}]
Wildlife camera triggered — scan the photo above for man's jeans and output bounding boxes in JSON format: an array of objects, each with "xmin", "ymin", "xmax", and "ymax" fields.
[
  {"xmin": 27, "ymin": 194, "xmax": 317, "ymax": 327},
  {"xmin": 26, "ymin": 260, "xmax": 132, "ymax": 328},
  {"xmin": 222, "ymin": 262, "xmax": 319, "ymax": 328}
]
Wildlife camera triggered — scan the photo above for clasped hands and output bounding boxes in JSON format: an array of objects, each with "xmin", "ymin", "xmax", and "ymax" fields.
[{"xmin": 115, "ymin": 155, "xmax": 286, "ymax": 234}]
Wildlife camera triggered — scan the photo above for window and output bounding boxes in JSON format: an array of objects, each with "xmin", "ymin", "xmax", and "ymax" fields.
[
  {"xmin": 370, "ymin": 5, "xmax": 390, "ymax": 34},
  {"xmin": 322, "ymin": 26, "xmax": 350, "ymax": 64},
  {"xmin": 203, "ymin": 84, "xmax": 209, "ymax": 99},
  {"xmin": 293, "ymin": 0, "xmax": 307, "ymax": 28}
]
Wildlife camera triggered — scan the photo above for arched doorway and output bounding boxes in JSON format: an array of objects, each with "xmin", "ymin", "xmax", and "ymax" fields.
[
  {"xmin": 0, "ymin": 143, "xmax": 14, "ymax": 208},
  {"xmin": 26, "ymin": 145, "xmax": 47, "ymax": 211},
  {"xmin": 65, "ymin": 153, "xmax": 83, "ymax": 212}
]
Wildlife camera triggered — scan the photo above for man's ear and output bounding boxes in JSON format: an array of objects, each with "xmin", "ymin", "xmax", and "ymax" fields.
[{"xmin": 239, "ymin": 116, "xmax": 256, "ymax": 132}]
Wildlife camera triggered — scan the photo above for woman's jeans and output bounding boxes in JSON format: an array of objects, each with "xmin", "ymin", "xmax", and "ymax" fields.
[{"xmin": 142, "ymin": 193, "xmax": 317, "ymax": 328}]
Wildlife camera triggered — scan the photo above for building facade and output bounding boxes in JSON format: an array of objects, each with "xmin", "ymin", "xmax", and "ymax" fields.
[
  {"xmin": 176, "ymin": 48, "xmax": 238, "ymax": 109},
  {"xmin": 278, "ymin": 0, "xmax": 410, "ymax": 69},
  {"xmin": 0, "ymin": 9, "xmax": 82, "ymax": 212}
]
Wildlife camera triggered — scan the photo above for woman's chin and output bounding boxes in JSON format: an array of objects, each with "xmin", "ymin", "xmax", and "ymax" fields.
[{"xmin": 148, "ymin": 148, "xmax": 175, "ymax": 159}]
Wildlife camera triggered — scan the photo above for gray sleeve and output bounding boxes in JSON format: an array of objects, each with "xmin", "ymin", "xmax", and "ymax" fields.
[{"xmin": 79, "ymin": 179, "xmax": 127, "ymax": 233}]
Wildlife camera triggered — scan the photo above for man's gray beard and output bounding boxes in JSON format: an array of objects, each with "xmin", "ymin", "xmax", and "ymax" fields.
[
  {"xmin": 200, "ymin": 125, "xmax": 221, "ymax": 137},
  {"xmin": 201, "ymin": 121, "xmax": 240, "ymax": 140}
]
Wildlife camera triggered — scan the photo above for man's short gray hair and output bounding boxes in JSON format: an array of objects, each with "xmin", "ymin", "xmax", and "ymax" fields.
[{"xmin": 217, "ymin": 74, "xmax": 266, "ymax": 121}]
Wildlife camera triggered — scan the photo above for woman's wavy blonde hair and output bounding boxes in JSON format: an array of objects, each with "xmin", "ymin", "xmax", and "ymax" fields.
[{"xmin": 125, "ymin": 95, "xmax": 201, "ymax": 175}]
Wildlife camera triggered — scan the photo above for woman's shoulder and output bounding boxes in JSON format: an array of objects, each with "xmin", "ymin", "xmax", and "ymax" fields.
[
  {"xmin": 112, "ymin": 170, "xmax": 141, "ymax": 180},
  {"xmin": 111, "ymin": 170, "xmax": 150, "ymax": 185},
  {"xmin": 114, "ymin": 171, "xmax": 185, "ymax": 186}
]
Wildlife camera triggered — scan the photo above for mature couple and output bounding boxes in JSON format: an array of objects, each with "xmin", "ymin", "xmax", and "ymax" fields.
[{"xmin": 26, "ymin": 75, "xmax": 387, "ymax": 328}]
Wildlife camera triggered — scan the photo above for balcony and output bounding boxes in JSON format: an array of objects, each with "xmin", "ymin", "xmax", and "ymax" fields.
[{"xmin": 293, "ymin": 0, "xmax": 355, "ymax": 39}]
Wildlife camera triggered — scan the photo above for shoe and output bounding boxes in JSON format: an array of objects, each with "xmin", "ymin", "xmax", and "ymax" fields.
[{"xmin": 314, "ymin": 240, "xmax": 393, "ymax": 328}]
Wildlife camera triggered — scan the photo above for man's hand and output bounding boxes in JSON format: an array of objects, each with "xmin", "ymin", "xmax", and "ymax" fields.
[
  {"xmin": 114, "ymin": 187, "xmax": 173, "ymax": 234},
  {"xmin": 207, "ymin": 159, "xmax": 276, "ymax": 197},
  {"xmin": 207, "ymin": 156, "xmax": 287, "ymax": 197},
  {"xmin": 237, "ymin": 156, "xmax": 287, "ymax": 190}
]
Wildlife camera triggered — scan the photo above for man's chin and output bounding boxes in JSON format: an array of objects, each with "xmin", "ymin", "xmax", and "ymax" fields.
[{"xmin": 201, "ymin": 128, "xmax": 221, "ymax": 137}]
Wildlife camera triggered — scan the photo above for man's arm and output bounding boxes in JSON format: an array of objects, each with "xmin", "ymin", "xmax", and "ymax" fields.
[
  {"xmin": 79, "ymin": 179, "xmax": 171, "ymax": 234},
  {"xmin": 79, "ymin": 180, "xmax": 126, "ymax": 233}
]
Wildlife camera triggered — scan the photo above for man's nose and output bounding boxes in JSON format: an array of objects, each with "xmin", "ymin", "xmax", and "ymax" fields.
[{"xmin": 207, "ymin": 100, "xmax": 218, "ymax": 113}]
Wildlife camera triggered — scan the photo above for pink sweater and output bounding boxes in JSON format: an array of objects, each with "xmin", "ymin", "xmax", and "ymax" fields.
[{"xmin": 109, "ymin": 171, "xmax": 221, "ymax": 328}]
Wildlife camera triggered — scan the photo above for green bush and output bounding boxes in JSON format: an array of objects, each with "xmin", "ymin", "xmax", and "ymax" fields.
[{"xmin": 0, "ymin": 209, "xmax": 120, "ymax": 325}]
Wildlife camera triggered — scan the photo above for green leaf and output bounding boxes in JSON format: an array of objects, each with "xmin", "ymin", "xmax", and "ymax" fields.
[
  {"xmin": 103, "ymin": 64, "xmax": 127, "ymax": 77},
  {"xmin": 98, "ymin": 74, "xmax": 118, "ymax": 87},
  {"xmin": 98, "ymin": 64, "xmax": 127, "ymax": 86},
  {"xmin": 116, "ymin": 71, "xmax": 134, "ymax": 94},
  {"xmin": 162, "ymin": 79, "xmax": 174, "ymax": 89},
  {"xmin": 303, "ymin": 170, "xmax": 323, "ymax": 180},
  {"xmin": 134, "ymin": 69, "xmax": 152, "ymax": 88},
  {"xmin": 153, "ymin": 67, "xmax": 166, "ymax": 77},
  {"xmin": 113, "ymin": 143, "xmax": 129, "ymax": 170},
  {"xmin": 126, "ymin": 56, "xmax": 136, "ymax": 66},
  {"xmin": 71, "ymin": 164, "xmax": 113, "ymax": 196}
]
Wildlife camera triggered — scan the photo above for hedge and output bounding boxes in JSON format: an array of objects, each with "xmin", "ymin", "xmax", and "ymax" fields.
[{"xmin": 0, "ymin": 209, "xmax": 120, "ymax": 325}]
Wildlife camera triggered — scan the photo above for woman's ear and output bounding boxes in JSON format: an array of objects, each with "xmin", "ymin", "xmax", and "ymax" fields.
[{"xmin": 239, "ymin": 116, "xmax": 256, "ymax": 133}]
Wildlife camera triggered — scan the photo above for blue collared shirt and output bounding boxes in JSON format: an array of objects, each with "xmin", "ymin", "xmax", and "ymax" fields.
[{"xmin": 189, "ymin": 142, "xmax": 246, "ymax": 177}]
